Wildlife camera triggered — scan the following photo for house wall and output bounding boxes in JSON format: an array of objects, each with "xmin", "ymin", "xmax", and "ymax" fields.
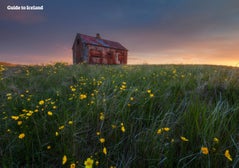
[
  {"xmin": 72, "ymin": 38, "xmax": 83, "ymax": 64},
  {"xmin": 73, "ymin": 37, "xmax": 127, "ymax": 64},
  {"xmin": 88, "ymin": 45, "xmax": 127, "ymax": 65}
]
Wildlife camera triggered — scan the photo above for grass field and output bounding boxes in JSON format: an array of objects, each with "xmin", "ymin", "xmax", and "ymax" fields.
[{"xmin": 0, "ymin": 63, "xmax": 239, "ymax": 168}]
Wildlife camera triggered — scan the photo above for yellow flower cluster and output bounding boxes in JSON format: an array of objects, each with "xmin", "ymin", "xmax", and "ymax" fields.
[
  {"xmin": 120, "ymin": 82, "xmax": 127, "ymax": 91},
  {"xmin": 2, "ymin": 65, "xmax": 238, "ymax": 167},
  {"xmin": 147, "ymin": 89, "xmax": 154, "ymax": 98},
  {"xmin": 6, "ymin": 93, "xmax": 12, "ymax": 100},
  {"xmin": 157, "ymin": 127, "xmax": 170, "ymax": 134},
  {"xmin": 70, "ymin": 85, "xmax": 76, "ymax": 92},
  {"xmin": 99, "ymin": 112, "xmax": 105, "ymax": 121},
  {"xmin": 121, "ymin": 123, "xmax": 126, "ymax": 133},
  {"xmin": 80, "ymin": 94, "xmax": 87, "ymax": 100}
]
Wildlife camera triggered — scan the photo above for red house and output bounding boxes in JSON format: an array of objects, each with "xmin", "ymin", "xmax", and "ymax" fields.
[{"xmin": 72, "ymin": 33, "xmax": 128, "ymax": 64}]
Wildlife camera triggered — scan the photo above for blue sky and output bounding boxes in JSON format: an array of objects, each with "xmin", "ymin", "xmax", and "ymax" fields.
[{"xmin": 1, "ymin": 0, "xmax": 239, "ymax": 65}]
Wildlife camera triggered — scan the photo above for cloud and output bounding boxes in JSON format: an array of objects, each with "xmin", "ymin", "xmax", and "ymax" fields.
[{"xmin": 1, "ymin": 0, "xmax": 239, "ymax": 66}]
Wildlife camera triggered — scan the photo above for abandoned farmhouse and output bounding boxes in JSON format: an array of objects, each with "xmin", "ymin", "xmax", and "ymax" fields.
[{"xmin": 72, "ymin": 33, "xmax": 128, "ymax": 64}]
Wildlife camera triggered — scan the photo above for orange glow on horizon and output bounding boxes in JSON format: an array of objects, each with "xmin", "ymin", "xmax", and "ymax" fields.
[
  {"xmin": 128, "ymin": 52, "xmax": 239, "ymax": 67},
  {"xmin": 3, "ymin": 51, "xmax": 239, "ymax": 67}
]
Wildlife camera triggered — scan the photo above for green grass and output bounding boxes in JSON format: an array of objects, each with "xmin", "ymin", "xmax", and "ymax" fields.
[{"xmin": 1, "ymin": 63, "xmax": 239, "ymax": 167}]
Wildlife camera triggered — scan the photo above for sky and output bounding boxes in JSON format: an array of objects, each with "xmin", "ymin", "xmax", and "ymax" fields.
[{"xmin": 0, "ymin": 0, "xmax": 239, "ymax": 66}]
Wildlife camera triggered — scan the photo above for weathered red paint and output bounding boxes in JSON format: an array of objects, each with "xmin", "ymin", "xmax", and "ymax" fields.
[{"xmin": 72, "ymin": 33, "xmax": 128, "ymax": 65}]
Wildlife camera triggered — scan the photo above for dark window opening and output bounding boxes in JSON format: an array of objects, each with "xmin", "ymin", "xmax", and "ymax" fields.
[{"xmin": 77, "ymin": 39, "xmax": 79, "ymax": 45}]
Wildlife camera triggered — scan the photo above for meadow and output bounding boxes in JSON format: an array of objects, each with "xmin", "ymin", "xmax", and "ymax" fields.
[{"xmin": 0, "ymin": 63, "xmax": 239, "ymax": 168}]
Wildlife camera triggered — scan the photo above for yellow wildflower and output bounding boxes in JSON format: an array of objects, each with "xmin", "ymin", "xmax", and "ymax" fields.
[
  {"xmin": 163, "ymin": 127, "xmax": 170, "ymax": 132},
  {"xmin": 180, "ymin": 136, "xmax": 189, "ymax": 142},
  {"xmin": 121, "ymin": 123, "xmax": 125, "ymax": 133},
  {"xmin": 157, "ymin": 128, "xmax": 162, "ymax": 134},
  {"xmin": 84, "ymin": 158, "xmax": 94, "ymax": 168},
  {"xmin": 18, "ymin": 133, "xmax": 25, "ymax": 139},
  {"xmin": 55, "ymin": 131, "xmax": 59, "ymax": 136},
  {"xmin": 6, "ymin": 93, "xmax": 11, "ymax": 97},
  {"xmin": 22, "ymin": 109, "xmax": 28, "ymax": 113},
  {"xmin": 95, "ymin": 161, "xmax": 99, "ymax": 166},
  {"xmin": 99, "ymin": 112, "xmax": 104, "ymax": 120},
  {"xmin": 70, "ymin": 86, "xmax": 76, "ymax": 92},
  {"xmin": 6, "ymin": 93, "xmax": 12, "ymax": 100},
  {"xmin": 149, "ymin": 93, "xmax": 154, "ymax": 98},
  {"xmin": 7, "ymin": 96, "xmax": 12, "ymax": 100},
  {"xmin": 11, "ymin": 116, "xmax": 19, "ymax": 120},
  {"xmin": 213, "ymin": 137, "xmax": 219, "ymax": 143},
  {"xmin": 68, "ymin": 120, "xmax": 73, "ymax": 125},
  {"xmin": 47, "ymin": 145, "xmax": 51, "ymax": 150},
  {"xmin": 18, "ymin": 121, "xmax": 23, "ymax": 125},
  {"xmin": 103, "ymin": 147, "xmax": 107, "ymax": 155},
  {"xmin": 99, "ymin": 138, "xmax": 105, "ymax": 143},
  {"xmin": 120, "ymin": 84, "xmax": 126, "ymax": 90},
  {"xmin": 47, "ymin": 111, "xmax": 53, "ymax": 116},
  {"xmin": 62, "ymin": 155, "xmax": 67, "ymax": 165},
  {"xmin": 157, "ymin": 127, "xmax": 170, "ymax": 134},
  {"xmin": 224, "ymin": 150, "xmax": 232, "ymax": 161},
  {"xmin": 70, "ymin": 163, "xmax": 76, "ymax": 168},
  {"xmin": 26, "ymin": 111, "xmax": 33, "ymax": 117},
  {"xmin": 39, "ymin": 100, "xmax": 44, "ymax": 105},
  {"xmin": 201, "ymin": 147, "xmax": 209, "ymax": 155},
  {"xmin": 80, "ymin": 94, "xmax": 87, "ymax": 100},
  {"xmin": 96, "ymin": 131, "xmax": 100, "ymax": 136},
  {"xmin": 59, "ymin": 125, "xmax": 65, "ymax": 130}
]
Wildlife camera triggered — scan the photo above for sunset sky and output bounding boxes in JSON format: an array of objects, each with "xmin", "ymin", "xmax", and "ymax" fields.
[{"xmin": 1, "ymin": 0, "xmax": 239, "ymax": 66}]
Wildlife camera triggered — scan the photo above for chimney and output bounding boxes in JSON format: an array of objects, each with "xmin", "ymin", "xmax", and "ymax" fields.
[{"xmin": 96, "ymin": 33, "xmax": 101, "ymax": 39}]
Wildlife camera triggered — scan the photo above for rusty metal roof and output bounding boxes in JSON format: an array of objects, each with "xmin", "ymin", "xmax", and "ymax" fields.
[{"xmin": 77, "ymin": 33, "xmax": 127, "ymax": 50}]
